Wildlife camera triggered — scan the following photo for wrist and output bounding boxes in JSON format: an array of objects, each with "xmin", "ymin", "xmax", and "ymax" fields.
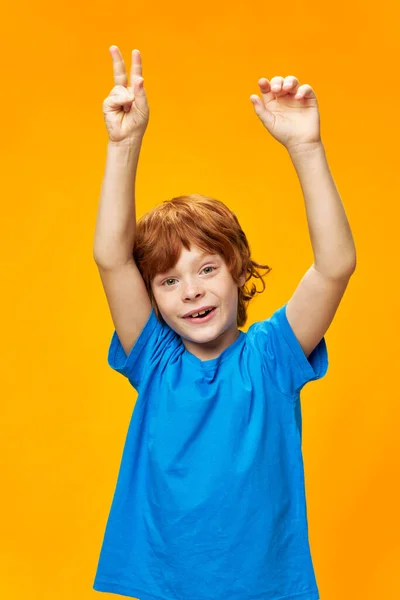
[
  {"xmin": 108, "ymin": 136, "xmax": 144, "ymax": 148},
  {"xmin": 286, "ymin": 140, "xmax": 324, "ymax": 157}
]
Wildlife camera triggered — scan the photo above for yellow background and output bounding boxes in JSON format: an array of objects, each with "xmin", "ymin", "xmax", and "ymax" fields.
[{"xmin": 1, "ymin": 0, "xmax": 399, "ymax": 599}]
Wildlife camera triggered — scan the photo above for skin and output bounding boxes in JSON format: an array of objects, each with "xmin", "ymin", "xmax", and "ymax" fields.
[{"xmin": 151, "ymin": 245, "xmax": 246, "ymax": 362}]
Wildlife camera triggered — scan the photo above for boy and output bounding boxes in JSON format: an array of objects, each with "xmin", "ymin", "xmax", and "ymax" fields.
[{"xmin": 92, "ymin": 46, "xmax": 356, "ymax": 600}]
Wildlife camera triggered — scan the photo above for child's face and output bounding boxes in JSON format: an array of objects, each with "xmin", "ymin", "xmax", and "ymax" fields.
[{"xmin": 150, "ymin": 245, "xmax": 246, "ymax": 360}]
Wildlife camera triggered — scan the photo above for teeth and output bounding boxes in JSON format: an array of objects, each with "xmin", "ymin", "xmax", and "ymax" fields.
[{"xmin": 189, "ymin": 308, "xmax": 211, "ymax": 318}]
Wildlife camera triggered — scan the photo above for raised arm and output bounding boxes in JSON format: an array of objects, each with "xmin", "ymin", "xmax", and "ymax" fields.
[
  {"xmin": 93, "ymin": 47, "xmax": 152, "ymax": 356},
  {"xmin": 93, "ymin": 46, "xmax": 149, "ymax": 265}
]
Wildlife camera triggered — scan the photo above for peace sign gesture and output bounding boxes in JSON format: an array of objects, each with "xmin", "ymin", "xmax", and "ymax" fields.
[{"xmin": 102, "ymin": 46, "xmax": 150, "ymax": 144}]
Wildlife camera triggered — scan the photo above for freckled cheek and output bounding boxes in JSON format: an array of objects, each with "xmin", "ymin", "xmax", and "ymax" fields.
[
  {"xmin": 159, "ymin": 297, "xmax": 179, "ymax": 318},
  {"xmin": 151, "ymin": 291, "xmax": 167, "ymax": 317}
]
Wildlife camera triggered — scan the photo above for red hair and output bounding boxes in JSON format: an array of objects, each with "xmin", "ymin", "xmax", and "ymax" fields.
[{"xmin": 133, "ymin": 194, "xmax": 272, "ymax": 327}]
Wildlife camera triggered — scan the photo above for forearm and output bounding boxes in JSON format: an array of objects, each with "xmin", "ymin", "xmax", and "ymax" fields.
[
  {"xmin": 93, "ymin": 138, "xmax": 143, "ymax": 267},
  {"xmin": 288, "ymin": 142, "xmax": 356, "ymax": 278}
]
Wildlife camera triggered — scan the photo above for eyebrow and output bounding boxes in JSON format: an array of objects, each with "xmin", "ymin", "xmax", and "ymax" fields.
[{"xmin": 197, "ymin": 252, "xmax": 215, "ymax": 260}]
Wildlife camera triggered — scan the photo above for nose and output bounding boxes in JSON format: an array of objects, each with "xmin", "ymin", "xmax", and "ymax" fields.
[{"xmin": 182, "ymin": 280, "xmax": 205, "ymax": 302}]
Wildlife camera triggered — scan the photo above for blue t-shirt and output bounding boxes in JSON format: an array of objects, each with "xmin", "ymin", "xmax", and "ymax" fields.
[{"xmin": 93, "ymin": 302, "xmax": 328, "ymax": 600}]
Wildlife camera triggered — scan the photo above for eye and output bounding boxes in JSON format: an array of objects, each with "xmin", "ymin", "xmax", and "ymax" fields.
[
  {"xmin": 162, "ymin": 266, "xmax": 216, "ymax": 287},
  {"xmin": 164, "ymin": 278, "xmax": 177, "ymax": 287},
  {"xmin": 202, "ymin": 266, "xmax": 215, "ymax": 274}
]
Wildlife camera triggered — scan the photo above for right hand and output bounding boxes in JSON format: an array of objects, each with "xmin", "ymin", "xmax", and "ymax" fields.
[{"xmin": 102, "ymin": 46, "xmax": 150, "ymax": 144}]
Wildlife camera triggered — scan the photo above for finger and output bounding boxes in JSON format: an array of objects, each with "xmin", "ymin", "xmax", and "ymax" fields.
[
  {"xmin": 269, "ymin": 76, "xmax": 285, "ymax": 96},
  {"xmin": 104, "ymin": 92, "xmax": 134, "ymax": 111},
  {"xmin": 130, "ymin": 49, "xmax": 143, "ymax": 87},
  {"xmin": 294, "ymin": 84, "xmax": 315, "ymax": 99},
  {"xmin": 109, "ymin": 45, "xmax": 128, "ymax": 88},
  {"xmin": 257, "ymin": 78, "xmax": 275, "ymax": 104},
  {"xmin": 283, "ymin": 76, "xmax": 300, "ymax": 94},
  {"xmin": 250, "ymin": 91, "xmax": 275, "ymax": 131}
]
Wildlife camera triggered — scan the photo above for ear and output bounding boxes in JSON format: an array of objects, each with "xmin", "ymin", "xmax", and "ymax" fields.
[{"xmin": 239, "ymin": 271, "xmax": 246, "ymax": 288}]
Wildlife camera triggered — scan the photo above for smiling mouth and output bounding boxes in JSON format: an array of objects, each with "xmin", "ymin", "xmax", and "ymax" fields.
[{"xmin": 183, "ymin": 307, "xmax": 217, "ymax": 322}]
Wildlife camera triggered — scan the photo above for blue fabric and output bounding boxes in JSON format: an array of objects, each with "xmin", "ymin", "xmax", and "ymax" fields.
[{"xmin": 93, "ymin": 303, "xmax": 328, "ymax": 600}]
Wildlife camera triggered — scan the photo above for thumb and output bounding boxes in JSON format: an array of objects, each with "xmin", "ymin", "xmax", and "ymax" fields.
[{"xmin": 250, "ymin": 95, "xmax": 274, "ymax": 131}]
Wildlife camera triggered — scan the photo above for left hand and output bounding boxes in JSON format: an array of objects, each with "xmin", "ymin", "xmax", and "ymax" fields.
[{"xmin": 250, "ymin": 76, "xmax": 321, "ymax": 151}]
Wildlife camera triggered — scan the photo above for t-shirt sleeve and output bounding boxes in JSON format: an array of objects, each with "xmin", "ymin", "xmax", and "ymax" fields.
[
  {"xmin": 107, "ymin": 307, "xmax": 179, "ymax": 391},
  {"xmin": 248, "ymin": 302, "xmax": 329, "ymax": 398}
]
